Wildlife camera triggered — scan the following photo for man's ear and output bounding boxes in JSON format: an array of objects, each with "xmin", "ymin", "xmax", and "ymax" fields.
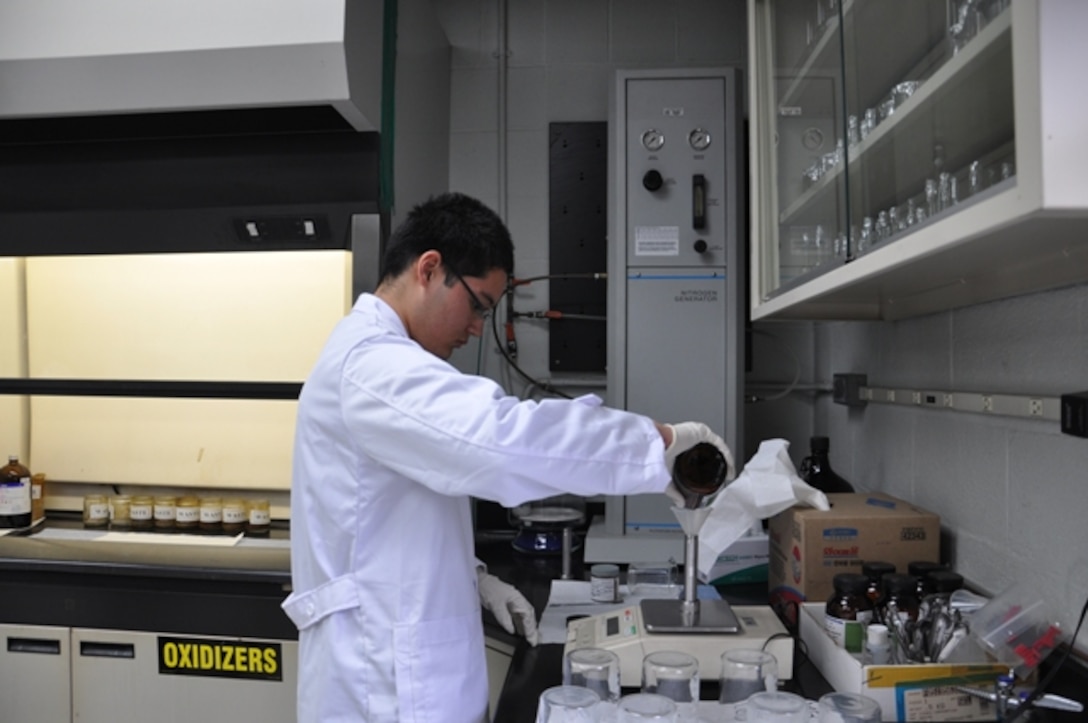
[{"xmin": 416, "ymin": 250, "xmax": 443, "ymax": 285}]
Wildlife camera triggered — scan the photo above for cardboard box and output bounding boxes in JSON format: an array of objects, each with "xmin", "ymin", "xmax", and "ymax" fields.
[
  {"xmin": 769, "ymin": 493, "xmax": 940, "ymax": 617},
  {"xmin": 800, "ymin": 602, "xmax": 1005, "ymax": 721},
  {"xmin": 704, "ymin": 532, "xmax": 769, "ymax": 585}
]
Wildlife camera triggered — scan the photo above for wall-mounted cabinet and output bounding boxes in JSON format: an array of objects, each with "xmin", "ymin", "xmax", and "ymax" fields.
[{"xmin": 748, "ymin": 0, "xmax": 1088, "ymax": 320}]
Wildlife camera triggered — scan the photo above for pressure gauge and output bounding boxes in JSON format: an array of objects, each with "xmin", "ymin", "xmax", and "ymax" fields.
[
  {"xmin": 689, "ymin": 128, "xmax": 712, "ymax": 151},
  {"xmin": 641, "ymin": 129, "xmax": 665, "ymax": 151}
]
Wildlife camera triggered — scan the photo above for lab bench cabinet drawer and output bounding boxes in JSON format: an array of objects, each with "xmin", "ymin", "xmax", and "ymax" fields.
[
  {"xmin": 71, "ymin": 627, "xmax": 298, "ymax": 723},
  {"xmin": 0, "ymin": 623, "xmax": 72, "ymax": 721}
]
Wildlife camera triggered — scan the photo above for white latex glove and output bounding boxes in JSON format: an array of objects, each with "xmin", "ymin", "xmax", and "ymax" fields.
[
  {"xmin": 663, "ymin": 422, "xmax": 736, "ymax": 506},
  {"xmin": 477, "ymin": 570, "xmax": 540, "ymax": 646}
]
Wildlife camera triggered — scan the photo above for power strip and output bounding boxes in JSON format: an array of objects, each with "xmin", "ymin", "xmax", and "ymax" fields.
[{"xmin": 858, "ymin": 386, "xmax": 1061, "ymax": 422}]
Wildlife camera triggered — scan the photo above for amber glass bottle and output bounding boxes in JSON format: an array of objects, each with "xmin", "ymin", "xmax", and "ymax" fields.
[
  {"xmin": 0, "ymin": 455, "xmax": 32, "ymax": 528},
  {"xmin": 672, "ymin": 442, "xmax": 730, "ymax": 507},
  {"xmin": 799, "ymin": 436, "xmax": 855, "ymax": 493}
]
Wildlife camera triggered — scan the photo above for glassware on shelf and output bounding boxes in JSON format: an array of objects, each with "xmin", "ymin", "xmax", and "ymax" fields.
[
  {"xmin": 858, "ymin": 217, "xmax": 874, "ymax": 253},
  {"xmin": 925, "ymin": 178, "xmax": 939, "ymax": 217},
  {"xmin": 860, "ymin": 108, "xmax": 877, "ymax": 140},
  {"xmin": 892, "ymin": 80, "xmax": 922, "ymax": 108},
  {"xmin": 967, "ymin": 160, "xmax": 983, "ymax": 198},
  {"xmin": 847, "ymin": 115, "xmax": 860, "ymax": 147},
  {"xmin": 874, "ymin": 211, "xmax": 891, "ymax": 244}
]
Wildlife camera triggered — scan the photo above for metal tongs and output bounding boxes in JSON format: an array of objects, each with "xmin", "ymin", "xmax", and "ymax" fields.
[{"xmin": 957, "ymin": 673, "xmax": 1084, "ymax": 720}]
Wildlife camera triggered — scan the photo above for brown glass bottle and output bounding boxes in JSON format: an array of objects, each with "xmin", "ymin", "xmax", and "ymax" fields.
[
  {"xmin": 799, "ymin": 436, "xmax": 854, "ymax": 493},
  {"xmin": 908, "ymin": 560, "xmax": 948, "ymax": 598},
  {"xmin": 671, "ymin": 442, "xmax": 730, "ymax": 507},
  {"xmin": 825, "ymin": 573, "xmax": 873, "ymax": 653},
  {"xmin": 0, "ymin": 455, "xmax": 32, "ymax": 528},
  {"xmin": 881, "ymin": 573, "xmax": 920, "ymax": 625},
  {"xmin": 861, "ymin": 561, "xmax": 896, "ymax": 607},
  {"xmin": 924, "ymin": 570, "xmax": 964, "ymax": 601}
]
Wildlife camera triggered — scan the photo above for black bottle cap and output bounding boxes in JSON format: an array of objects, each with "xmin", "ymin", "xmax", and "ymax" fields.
[
  {"xmin": 861, "ymin": 561, "xmax": 896, "ymax": 582},
  {"xmin": 907, "ymin": 561, "xmax": 947, "ymax": 578},
  {"xmin": 810, "ymin": 436, "xmax": 830, "ymax": 452},
  {"xmin": 927, "ymin": 570, "xmax": 965, "ymax": 594},
  {"xmin": 883, "ymin": 573, "xmax": 919, "ymax": 597},
  {"xmin": 832, "ymin": 573, "xmax": 870, "ymax": 596}
]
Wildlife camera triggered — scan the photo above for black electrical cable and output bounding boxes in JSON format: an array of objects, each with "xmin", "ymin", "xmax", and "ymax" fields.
[
  {"xmin": 488, "ymin": 284, "xmax": 573, "ymax": 400},
  {"xmin": 485, "ymin": 271, "xmax": 609, "ymax": 399},
  {"xmin": 1004, "ymin": 594, "xmax": 1088, "ymax": 723}
]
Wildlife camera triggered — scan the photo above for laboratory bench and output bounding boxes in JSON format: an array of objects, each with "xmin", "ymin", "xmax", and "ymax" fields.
[
  {"xmin": 473, "ymin": 535, "xmax": 836, "ymax": 721},
  {"xmin": 2, "ymin": 520, "xmax": 1085, "ymax": 722},
  {"xmin": 474, "ymin": 535, "xmax": 1088, "ymax": 723}
]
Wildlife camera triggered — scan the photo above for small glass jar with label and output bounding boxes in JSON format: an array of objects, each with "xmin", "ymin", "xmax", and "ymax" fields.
[
  {"xmin": 153, "ymin": 495, "xmax": 177, "ymax": 532},
  {"xmin": 83, "ymin": 494, "xmax": 109, "ymax": 529},
  {"xmin": 221, "ymin": 498, "xmax": 248, "ymax": 535},
  {"xmin": 198, "ymin": 497, "xmax": 223, "ymax": 534},
  {"xmin": 175, "ymin": 496, "xmax": 200, "ymax": 533},
  {"xmin": 129, "ymin": 495, "xmax": 154, "ymax": 531},
  {"xmin": 246, "ymin": 498, "xmax": 271, "ymax": 536},
  {"xmin": 109, "ymin": 495, "xmax": 133, "ymax": 531},
  {"xmin": 590, "ymin": 564, "xmax": 621, "ymax": 603}
]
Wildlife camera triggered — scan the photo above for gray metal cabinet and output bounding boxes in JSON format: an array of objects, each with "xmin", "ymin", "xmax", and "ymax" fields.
[
  {"xmin": 70, "ymin": 627, "xmax": 297, "ymax": 722},
  {"xmin": 0, "ymin": 623, "xmax": 72, "ymax": 721}
]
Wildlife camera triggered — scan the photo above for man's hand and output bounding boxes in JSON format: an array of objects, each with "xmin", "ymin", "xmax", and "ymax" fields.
[{"xmin": 477, "ymin": 570, "xmax": 540, "ymax": 646}]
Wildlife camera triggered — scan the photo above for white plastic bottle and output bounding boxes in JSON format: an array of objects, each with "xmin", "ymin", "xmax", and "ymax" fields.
[{"xmin": 866, "ymin": 623, "xmax": 891, "ymax": 664}]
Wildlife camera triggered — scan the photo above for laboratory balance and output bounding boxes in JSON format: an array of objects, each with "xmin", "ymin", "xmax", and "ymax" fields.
[{"xmin": 564, "ymin": 444, "xmax": 793, "ymax": 686}]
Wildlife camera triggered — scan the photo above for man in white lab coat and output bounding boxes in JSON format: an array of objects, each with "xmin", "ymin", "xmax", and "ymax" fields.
[{"xmin": 282, "ymin": 192, "xmax": 732, "ymax": 722}]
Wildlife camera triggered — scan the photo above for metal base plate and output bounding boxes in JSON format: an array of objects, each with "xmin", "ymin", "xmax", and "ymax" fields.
[{"xmin": 640, "ymin": 598, "xmax": 741, "ymax": 634}]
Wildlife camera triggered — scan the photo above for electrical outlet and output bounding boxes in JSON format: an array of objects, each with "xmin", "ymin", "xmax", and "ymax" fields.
[
  {"xmin": 1029, "ymin": 398, "xmax": 1044, "ymax": 417},
  {"xmin": 982, "ymin": 395, "xmax": 993, "ymax": 412},
  {"xmin": 832, "ymin": 373, "xmax": 868, "ymax": 407},
  {"xmin": 1061, "ymin": 391, "xmax": 1088, "ymax": 438}
]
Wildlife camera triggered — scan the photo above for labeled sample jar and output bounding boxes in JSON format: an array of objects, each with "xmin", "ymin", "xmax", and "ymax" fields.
[
  {"xmin": 590, "ymin": 564, "xmax": 620, "ymax": 603},
  {"xmin": 154, "ymin": 495, "xmax": 177, "ymax": 532},
  {"xmin": 109, "ymin": 495, "xmax": 133, "ymax": 531},
  {"xmin": 0, "ymin": 455, "xmax": 33, "ymax": 529},
  {"xmin": 825, "ymin": 573, "xmax": 873, "ymax": 652},
  {"xmin": 247, "ymin": 498, "xmax": 271, "ymax": 536},
  {"xmin": 198, "ymin": 497, "xmax": 223, "ymax": 534},
  {"xmin": 175, "ymin": 496, "xmax": 200, "ymax": 532},
  {"xmin": 221, "ymin": 498, "xmax": 248, "ymax": 535},
  {"xmin": 83, "ymin": 494, "xmax": 109, "ymax": 529},
  {"xmin": 130, "ymin": 495, "xmax": 154, "ymax": 531}
]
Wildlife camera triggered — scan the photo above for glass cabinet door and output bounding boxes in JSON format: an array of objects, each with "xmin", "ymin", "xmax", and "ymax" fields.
[
  {"xmin": 751, "ymin": 0, "xmax": 1016, "ymax": 310},
  {"xmin": 765, "ymin": 0, "xmax": 850, "ymax": 291},
  {"xmin": 842, "ymin": 0, "xmax": 1014, "ymax": 259}
]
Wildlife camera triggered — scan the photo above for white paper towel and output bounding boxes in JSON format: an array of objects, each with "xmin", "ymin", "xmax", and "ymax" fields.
[{"xmin": 695, "ymin": 438, "xmax": 830, "ymax": 578}]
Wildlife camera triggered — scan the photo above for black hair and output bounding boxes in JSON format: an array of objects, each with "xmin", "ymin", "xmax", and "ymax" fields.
[{"xmin": 378, "ymin": 192, "xmax": 515, "ymax": 284}]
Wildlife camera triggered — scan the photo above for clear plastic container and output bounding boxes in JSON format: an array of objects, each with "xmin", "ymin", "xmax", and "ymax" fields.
[
  {"xmin": 969, "ymin": 583, "xmax": 1062, "ymax": 677},
  {"xmin": 627, "ymin": 561, "xmax": 679, "ymax": 598}
]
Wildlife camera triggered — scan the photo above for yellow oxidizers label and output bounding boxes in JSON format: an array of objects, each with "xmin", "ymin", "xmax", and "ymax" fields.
[{"xmin": 158, "ymin": 636, "xmax": 282, "ymax": 682}]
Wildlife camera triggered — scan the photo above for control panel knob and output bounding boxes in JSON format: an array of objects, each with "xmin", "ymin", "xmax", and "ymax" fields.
[
  {"xmin": 642, "ymin": 170, "xmax": 664, "ymax": 192},
  {"xmin": 693, "ymin": 239, "xmax": 708, "ymax": 254}
]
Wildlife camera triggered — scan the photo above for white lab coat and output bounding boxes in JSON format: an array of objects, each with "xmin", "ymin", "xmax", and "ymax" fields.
[{"xmin": 282, "ymin": 294, "xmax": 669, "ymax": 722}]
